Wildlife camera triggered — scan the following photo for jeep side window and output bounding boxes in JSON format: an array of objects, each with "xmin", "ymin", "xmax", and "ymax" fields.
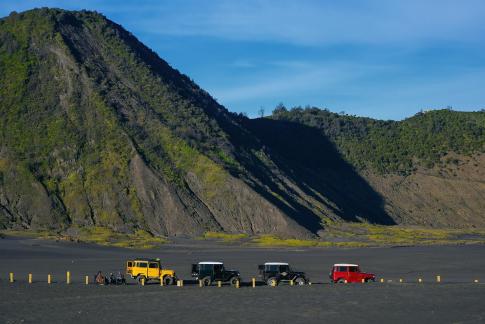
[
  {"xmin": 149, "ymin": 263, "xmax": 158, "ymax": 269},
  {"xmin": 349, "ymin": 267, "xmax": 357, "ymax": 272},
  {"xmin": 138, "ymin": 262, "xmax": 148, "ymax": 268},
  {"xmin": 127, "ymin": 262, "xmax": 132, "ymax": 267},
  {"xmin": 280, "ymin": 265, "xmax": 289, "ymax": 273},
  {"xmin": 338, "ymin": 266, "xmax": 347, "ymax": 272},
  {"xmin": 200, "ymin": 264, "xmax": 212, "ymax": 272},
  {"xmin": 267, "ymin": 265, "xmax": 278, "ymax": 272}
]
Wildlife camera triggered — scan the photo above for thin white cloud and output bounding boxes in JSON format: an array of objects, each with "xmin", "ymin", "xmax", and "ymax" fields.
[
  {"xmin": 3, "ymin": 0, "xmax": 484, "ymax": 46},
  {"xmin": 212, "ymin": 61, "xmax": 392, "ymax": 102},
  {"xmin": 231, "ymin": 59, "xmax": 257, "ymax": 68},
  {"xmin": 132, "ymin": 0, "xmax": 485, "ymax": 46}
]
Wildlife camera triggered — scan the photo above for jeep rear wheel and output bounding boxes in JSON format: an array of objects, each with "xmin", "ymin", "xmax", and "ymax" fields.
[
  {"xmin": 267, "ymin": 277, "xmax": 278, "ymax": 286},
  {"xmin": 163, "ymin": 276, "xmax": 174, "ymax": 286},
  {"xmin": 138, "ymin": 276, "xmax": 147, "ymax": 285},
  {"xmin": 202, "ymin": 276, "xmax": 212, "ymax": 286},
  {"xmin": 295, "ymin": 277, "xmax": 306, "ymax": 286},
  {"xmin": 337, "ymin": 278, "xmax": 345, "ymax": 283}
]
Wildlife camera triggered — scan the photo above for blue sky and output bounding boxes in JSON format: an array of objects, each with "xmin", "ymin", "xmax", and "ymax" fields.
[{"xmin": 1, "ymin": 1, "xmax": 485, "ymax": 120}]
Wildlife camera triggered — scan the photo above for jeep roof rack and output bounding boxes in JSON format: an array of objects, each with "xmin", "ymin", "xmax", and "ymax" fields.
[
  {"xmin": 333, "ymin": 263, "xmax": 359, "ymax": 267},
  {"xmin": 198, "ymin": 261, "xmax": 223, "ymax": 265}
]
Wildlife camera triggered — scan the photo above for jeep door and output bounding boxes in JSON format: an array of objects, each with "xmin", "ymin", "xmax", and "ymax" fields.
[
  {"xmin": 137, "ymin": 262, "xmax": 148, "ymax": 277},
  {"xmin": 148, "ymin": 262, "xmax": 160, "ymax": 278},
  {"xmin": 266, "ymin": 265, "xmax": 278, "ymax": 280},
  {"xmin": 348, "ymin": 266, "xmax": 360, "ymax": 282},
  {"xmin": 199, "ymin": 264, "xmax": 213, "ymax": 280},
  {"xmin": 213, "ymin": 264, "xmax": 224, "ymax": 281},
  {"xmin": 279, "ymin": 265, "xmax": 290, "ymax": 280},
  {"xmin": 335, "ymin": 266, "xmax": 348, "ymax": 282}
]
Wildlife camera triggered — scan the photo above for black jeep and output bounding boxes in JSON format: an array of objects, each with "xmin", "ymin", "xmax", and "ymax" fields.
[
  {"xmin": 191, "ymin": 262, "xmax": 241, "ymax": 286},
  {"xmin": 258, "ymin": 262, "xmax": 308, "ymax": 286}
]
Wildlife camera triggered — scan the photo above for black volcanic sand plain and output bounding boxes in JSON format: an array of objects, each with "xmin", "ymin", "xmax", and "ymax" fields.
[{"xmin": 1, "ymin": 236, "xmax": 484, "ymax": 323}]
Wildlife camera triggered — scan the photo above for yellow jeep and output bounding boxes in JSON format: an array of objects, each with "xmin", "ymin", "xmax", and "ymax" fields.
[{"xmin": 126, "ymin": 258, "xmax": 177, "ymax": 285}]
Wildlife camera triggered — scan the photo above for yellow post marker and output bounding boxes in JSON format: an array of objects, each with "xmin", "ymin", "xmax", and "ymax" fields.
[
  {"xmin": 344, "ymin": 279, "xmax": 348, "ymax": 284},
  {"xmin": 308, "ymin": 282, "xmax": 312, "ymax": 286},
  {"xmin": 141, "ymin": 277, "xmax": 145, "ymax": 286},
  {"xmin": 180, "ymin": 280, "xmax": 184, "ymax": 287},
  {"xmin": 218, "ymin": 280, "xmax": 222, "ymax": 288},
  {"xmin": 418, "ymin": 278, "xmax": 422, "ymax": 283},
  {"xmin": 236, "ymin": 280, "xmax": 240, "ymax": 288},
  {"xmin": 176, "ymin": 280, "xmax": 180, "ymax": 287},
  {"xmin": 436, "ymin": 275, "xmax": 441, "ymax": 283},
  {"xmin": 290, "ymin": 279, "xmax": 294, "ymax": 286},
  {"xmin": 199, "ymin": 280, "xmax": 203, "ymax": 287},
  {"xmin": 48, "ymin": 274, "xmax": 52, "ymax": 284},
  {"xmin": 66, "ymin": 271, "xmax": 71, "ymax": 284},
  {"xmin": 474, "ymin": 279, "xmax": 479, "ymax": 283},
  {"xmin": 85, "ymin": 275, "xmax": 89, "ymax": 285},
  {"xmin": 9, "ymin": 272, "xmax": 14, "ymax": 283},
  {"xmin": 380, "ymin": 278, "xmax": 384, "ymax": 283},
  {"xmin": 252, "ymin": 278, "xmax": 256, "ymax": 288},
  {"xmin": 160, "ymin": 277, "xmax": 164, "ymax": 286},
  {"xmin": 399, "ymin": 278, "xmax": 403, "ymax": 283},
  {"xmin": 361, "ymin": 278, "xmax": 365, "ymax": 283},
  {"xmin": 28, "ymin": 273, "xmax": 32, "ymax": 284}
]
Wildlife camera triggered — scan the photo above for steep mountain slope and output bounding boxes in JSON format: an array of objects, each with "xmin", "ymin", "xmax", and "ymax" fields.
[
  {"xmin": 271, "ymin": 107, "xmax": 485, "ymax": 227},
  {"xmin": 0, "ymin": 8, "xmax": 394, "ymax": 238},
  {"xmin": 1, "ymin": 9, "xmax": 483, "ymax": 237}
]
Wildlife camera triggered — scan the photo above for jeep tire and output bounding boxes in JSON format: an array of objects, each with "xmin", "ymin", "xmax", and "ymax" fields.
[
  {"xmin": 267, "ymin": 277, "xmax": 278, "ymax": 286},
  {"xmin": 202, "ymin": 276, "xmax": 212, "ymax": 286},
  {"xmin": 138, "ymin": 276, "xmax": 147, "ymax": 285},
  {"xmin": 295, "ymin": 277, "xmax": 306, "ymax": 286},
  {"xmin": 230, "ymin": 277, "xmax": 240, "ymax": 286},
  {"xmin": 163, "ymin": 276, "xmax": 174, "ymax": 286}
]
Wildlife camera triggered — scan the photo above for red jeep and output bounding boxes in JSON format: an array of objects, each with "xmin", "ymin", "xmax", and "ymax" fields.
[{"xmin": 329, "ymin": 263, "xmax": 375, "ymax": 283}]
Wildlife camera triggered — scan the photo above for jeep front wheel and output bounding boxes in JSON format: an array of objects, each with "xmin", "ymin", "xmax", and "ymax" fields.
[
  {"xmin": 202, "ymin": 276, "xmax": 212, "ymax": 286},
  {"xmin": 295, "ymin": 277, "xmax": 306, "ymax": 286},
  {"xmin": 163, "ymin": 276, "xmax": 174, "ymax": 286},
  {"xmin": 230, "ymin": 277, "xmax": 240, "ymax": 286},
  {"xmin": 267, "ymin": 277, "xmax": 278, "ymax": 286}
]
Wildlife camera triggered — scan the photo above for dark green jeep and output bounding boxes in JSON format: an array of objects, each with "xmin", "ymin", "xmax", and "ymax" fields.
[{"xmin": 191, "ymin": 262, "xmax": 240, "ymax": 286}]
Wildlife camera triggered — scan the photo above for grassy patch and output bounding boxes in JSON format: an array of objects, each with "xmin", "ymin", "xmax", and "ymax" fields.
[
  {"xmin": 0, "ymin": 230, "xmax": 59, "ymax": 240},
  {"xmin": 325, "ymin": 223, "xmax": 485, "ymax": 246},
  {"xmin": 251, "ymin": 225, "xmax": 485, "ymax": 248},
  {"xmin": 1, "ymin": 227, "xmax": 167, "ymax": 249},
  {"xmin": 251, "ymin": 235, "xmax": 372, "ymax": 248},
  {"xmin": 202, "ymin": 232, "xmax": 248, "ymax": 242}
]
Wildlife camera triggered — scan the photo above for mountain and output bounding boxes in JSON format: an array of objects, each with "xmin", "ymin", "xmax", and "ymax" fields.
[
  {"xmin": 0, "ymin": 9, "xmax": 483, "ymax": 238},
  {"xmin": 270, "ymin": 107, "xmax": 485, "ymax": 227}
]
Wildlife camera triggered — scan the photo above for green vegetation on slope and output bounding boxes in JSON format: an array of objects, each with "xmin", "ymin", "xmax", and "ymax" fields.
[
  {"xmin": 202, "ymin": 232, "xmax": 248, "ymax": 242},
  {"xmin": 0, "ymin": 9, "xmax": 237, "ymax": 232},
  {"xmin": 271, "ymin": 106, "xmax": 485, "ymax": 174}
]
